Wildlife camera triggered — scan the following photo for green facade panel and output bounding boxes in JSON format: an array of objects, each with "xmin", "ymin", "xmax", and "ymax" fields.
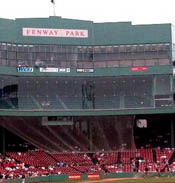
[
  {"xmin": 0, "ymin": 16, "xmax": 174, "ymax": 116},
  {"xmin": 15, "ymin": 17, "xmax": 94, "ymax": 45},
  {"xmin": 0, "ymin": 65, "xmax": 172, "ymax": 77},
  {"xmin": 0, "ymin": 18, "xmax": 16, "ymax": 42},
  {"xmin": 0, "ymin": 106, "xmax": 175, "ymax": 117},
  {"xmin": 94, "ymin": 22, "xmax": 171, "ymax": 45},
  {"xmin": 0, "ymin": 16, "xmax": 172, "ymax": 45}
]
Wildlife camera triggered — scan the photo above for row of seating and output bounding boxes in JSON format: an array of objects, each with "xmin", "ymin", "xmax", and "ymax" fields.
[{"xmin": 0, "ymin": 148, "xmax": 174, "ymax": 179}]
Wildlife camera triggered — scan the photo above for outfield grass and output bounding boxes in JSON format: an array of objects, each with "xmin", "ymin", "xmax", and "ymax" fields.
[
  {"xmin": 40, "ymin": 176, "xmax": 175, "ymax": 183},
  {"xmin": 107, "ymin": 177, "xmax": 175, "ymax": 183}
]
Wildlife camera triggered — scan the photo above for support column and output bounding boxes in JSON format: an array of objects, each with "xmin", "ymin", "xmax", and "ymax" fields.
[
  {"xmin": 171, "ymin": 119, "xmax": 175, "ymax": 148},
  {"xmin": 88, "ymin": 120, "xmax": 93, "ymax": 152},
  {"xmin": 1, "ymin": 127, "xmax": 6, "ymax": 155},
  {"xmin": 152, "ymin": 75, "xmax": 156, "ymax": 108}
]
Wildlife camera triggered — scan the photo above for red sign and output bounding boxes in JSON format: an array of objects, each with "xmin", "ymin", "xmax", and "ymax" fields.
[
  {"xmin": 131, "ymin": 66, "xmax": 147, "ymax": 71},
  {"xmin": 23, "ymin": 28, "xmax": 88, "ymax": 38},
  {"xmin": 88, "ymin": 174, "xmax": 100, "ymax": 179},
  {"xmin": 69, "ymin": 175, "xmax": 81, "ymax": 180}
]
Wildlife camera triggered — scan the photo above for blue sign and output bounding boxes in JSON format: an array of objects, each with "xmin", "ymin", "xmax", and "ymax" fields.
[{"xmin": 17, "ymin": 67, "xmax": 34, "ymax": 72}]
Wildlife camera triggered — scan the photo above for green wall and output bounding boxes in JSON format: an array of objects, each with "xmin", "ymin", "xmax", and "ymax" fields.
[
  {"xmin": 15, "ymin": 17, "xmax": 94, "ymax": 45},
  {"xmin": 0, "ymin": 16, "xmax": 172, "ymax": 45},
  {"xmin": 0, "ymin": 106, "xmax": 175, "ymax": 117},
  {"xmin": 0, "ymin": 65, "xmax": 172, "ymax": 77},
  {"xmin": 5, "ymin": 172, "xmax": 175, "ymax": 183},
  {"xmin": 0, "ymin": 18, "xmax": 16, "ymax": 42},
  {"xmin": 94, "ymin": 22, "xmax": 171, "ymax": 45}
]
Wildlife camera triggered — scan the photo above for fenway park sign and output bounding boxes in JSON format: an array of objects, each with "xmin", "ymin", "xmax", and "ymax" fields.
[{"xmin": 23, "ymin": 28, "xmax": 88, "ymax": 38}]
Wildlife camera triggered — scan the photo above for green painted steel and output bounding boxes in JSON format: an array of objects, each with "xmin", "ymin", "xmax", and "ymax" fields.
[
  {"xmin": 81, "ymin": 173, "xmax": 87, "ymax": 180},
  {"xmin": 5, "ymin": 179, "xmax": 21, "ymax": 183},
  {"xmin": 0, "ymin": 17, "xmax": 174, "ymax": 116},
  {"xmin": 16, "ymin": 17, "xmax": 94, "ymax": 45},
  {"xmin": 49, "ymin": 174, "xmax": 68, "ymax": 182},
  {"xmin": 0, "ymin": 65, "xmax": 172, "ymax": 77},
  {"xmin": 0, "ymin": 18, "xmax": 16, "ymax": 43},
  {"xmin": 0, "ymin": 17, "xmax": 172, "ymax": 45},
  {"xmin": 0, "ymin": 106, "xmax": 175, "ymax": 116},
  {"xmin": 94, "ymin": 22, "xmax": 171, "ymax": 45},
  {"xmin": 107, "ymin": 172, "xmax": 134, "ymax": 178},
  {"xmin": 4, "ymin": 172, "xmax": 175, "ymax": 182}
]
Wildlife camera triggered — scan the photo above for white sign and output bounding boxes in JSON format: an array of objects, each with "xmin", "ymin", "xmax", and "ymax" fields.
[
  {"xmin": 58, "ymin": 68, "xmax": 70, "ymax": 73},
  {"xmin": 136, "ymin": 119, "xmax": 147, "ymax": 128},
  {"xmin": 76, "ymin": 68, "xmax": 94, "ymax": 73},
  {"xmin": 173, "ymin": 68, "xmax": 175, "ymax": 76},
  {"xmin": 23, "ymin": 28, "xmax": 88, "ymax": 38},
  {"xmin": 40, "ymin": 67, "xmax": 70, "ymax": 73},
  {"xmin": 40, "ymin": 68, "xmax": 58, "ymax": 72}
]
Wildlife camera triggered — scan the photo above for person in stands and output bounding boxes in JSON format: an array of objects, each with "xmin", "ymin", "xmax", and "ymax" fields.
[{"xmin": 155, "ymin": 163, "xmax": 160, "ymax": 177}]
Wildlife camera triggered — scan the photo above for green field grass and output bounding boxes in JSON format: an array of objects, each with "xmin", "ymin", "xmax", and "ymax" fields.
[
  {"xmin": 39, "ymin": 176, "xmax": 175, "ymax": 183},
  {"xmin": 106, "ymin": 177, "xmax": 175, "ymax": 183}
]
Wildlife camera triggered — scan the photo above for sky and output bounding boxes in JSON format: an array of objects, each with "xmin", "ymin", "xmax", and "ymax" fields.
[{"xmin": 0, "ymin": 0, "xmax": 175, "ymax": 25}]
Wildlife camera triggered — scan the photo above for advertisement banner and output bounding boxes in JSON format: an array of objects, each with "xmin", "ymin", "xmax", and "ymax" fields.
[
  {"xmin": 40, "ymin": 68, "xmax": 58, "ymax": 72},
  {"xmin": 17, "ymin": 67, "xmax": 33, "ymax": 72},
  {"xmin": 77, "ymin": 68, "xmax": 94, "ymax": 73},
  {"xmin": 68, "ymin": 175, "xmax": 81, "ymax": 180},
  {"xmin": 39, "ymin": 68, "xmax": 70, "ymax": 73},
  {"xmin": 173, "ymin": 68, "xmax": 175, "ymax": 76},
  {"xmin": 130, "ymin": 66, "xmax": 147, "ymax": 72},
  {"xmin": 23, "ymin": 28, "xmax": 88, "ymax": 38},
  {"xmin": 87, "ymin": 174, "xmax": 100, "ymax": 179},
  {"xmin": 58, "ymin": 68, "xmax": 70, "ymax": 73}
]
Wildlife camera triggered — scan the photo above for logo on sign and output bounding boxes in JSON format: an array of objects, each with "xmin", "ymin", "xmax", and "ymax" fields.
[{"xmin": 17, "ymin": 67, "xmax": 33, "ymax": 72}]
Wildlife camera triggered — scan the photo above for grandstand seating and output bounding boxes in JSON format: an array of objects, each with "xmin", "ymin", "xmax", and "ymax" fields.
[{"xmin": 0, "ymin": 148, "xmax": 175, "ymax": 179}]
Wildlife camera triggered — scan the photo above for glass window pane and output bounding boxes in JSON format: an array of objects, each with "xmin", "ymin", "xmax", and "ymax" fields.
[
  {"xmin": 120, "ymin": 60, "xmax": 132, "ymax": 67},
  {"xmin": 94, "ymin": 61, "xmax": 106, "ymax": 68},
  {"xmin": 107, "ymin": 61, "xmax": 120, "ymax": 68},
  {"xmin": 133, "ymin": 60, "xmax": 145, "ymax": 66}
]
